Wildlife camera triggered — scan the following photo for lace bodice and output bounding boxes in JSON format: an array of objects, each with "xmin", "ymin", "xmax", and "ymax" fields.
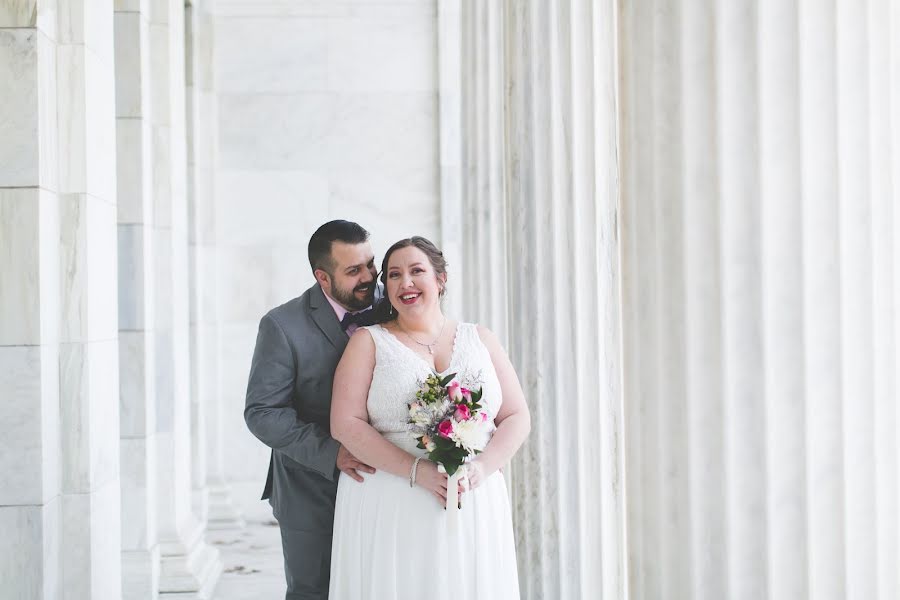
[{"xmin": 363, "ymin": 322, "xmax": 502, "ymax": 454}]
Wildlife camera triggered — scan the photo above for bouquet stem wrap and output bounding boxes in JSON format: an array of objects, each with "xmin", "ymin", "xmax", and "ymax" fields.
[{"xmin": 440, "ymin": 464, "xmax": 469, "ymax": 529}]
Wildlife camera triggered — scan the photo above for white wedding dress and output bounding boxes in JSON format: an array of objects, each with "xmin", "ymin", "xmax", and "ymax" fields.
[{"xmin": 329, "ymin": 322, "xmax": 520, "ymax": 600}]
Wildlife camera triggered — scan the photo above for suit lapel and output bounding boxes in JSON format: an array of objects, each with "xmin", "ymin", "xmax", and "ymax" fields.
[{"xmin": 309, "ymin": 284, "xmax": 349, "ymax": 353}]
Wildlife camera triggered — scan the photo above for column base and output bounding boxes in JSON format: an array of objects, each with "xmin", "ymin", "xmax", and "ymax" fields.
[
  {"xmin": 122, "ymin": 548, "xmax": 160, "ymax": 600},
  {"xmin": 205, "ymin": 484, "xmax": 246, "ymax": 530},
  {"xmin": 158, "ymin": 517, "xmax": 222, "ymax": 598}
]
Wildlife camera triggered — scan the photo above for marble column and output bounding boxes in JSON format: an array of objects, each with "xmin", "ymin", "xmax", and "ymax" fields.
[
  {"xmin": 185, "ymin": 0, "xmax": 243, "ymax": 531},
  {"xmin": 1, "ymin": 0, "xmax": 122, "ymax": 597},
  {"xmin": 0, "ymin": 3, "xmax": 62, "ymax": 598},
  {"xmin": 453, "ymin": 1, "xmax": 626, "ymax": 598},
  {"xmin": 55, "ymin": 1, "xmax": 122, "ymax": 597},
  {"xmin": 115, "ymin": 0, "xmax": 160, "ymax": 596},
  {"xmin": 618, "ymin": 1, "xmax": 900, "ymax": 599},
  {"xmin": 147, "ymin": 0, "xmax": 221, "ymax": 595}
]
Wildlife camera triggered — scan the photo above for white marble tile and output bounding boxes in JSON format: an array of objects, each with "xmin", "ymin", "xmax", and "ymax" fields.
[
  {"xmin": 326, "ymin": 165, "xmax": 439, "ymax": 248},
  {"xmin": 152, "ymin": 226, "xmax": 173, "ymax": 329},
  {"xmin": 153, "ymin": 328, "xmax": 175, "ymax": 432},
  {"xmin": 37, "ymin": 31, "xmax": 59, "ymax": 191},
  {"xmin": 89, "ymin": 339, "xmax": 120, "ymax": 488},
  {"xmin": 220, "ymin": 323, "xmax": 271, "ymax": 483},
  {"xmin": 214, "ymin": 17, "xmax": 328, "ymax": 93},
  {"xmin": 119, "ymin": 330, "xmax": 156, "ymax": 437},
  {"xmin": 84, "ymin": 48, "xmax": 119, "ymax": 203},
  {"xmin": 59, "ymin": 493, "xmax": 92, "ymax": 597},
  {"xmin": 217, "ymin": 92, "xmax": 337, "ymax": 170},
  {"xmin": 152, "ymin": 124, "xmax": 172, "ymax": 227},
  {"xmin": 325, "ymin": 92, "xmax": 437, "ymax": 168},
  {"xmin": 216, "ymin": 247, "xmax": 278, "ymax": 322},
  {"xmin": 266, "ymin": 246, "xmax": 315, "ymax": 308},
  {"xmin": 39, "ymin": 343, "xmax": 61, "ymax": 501},
  {"xmin": 0, "ymin": 346, "xmax": 46, "ymax": 505},
  {"xmin": 86, "ymin": 197, "xmax": 119, "ymax": 338},
  {"xmin": 115, "ymin": 12, "xmax": 150, "ymax": 117},
  {"xmin": 147, "ymin": 20, "xmax": 170, "ymax": 125},
  {"xmin": 90, "ymin": 480, "xmax": 123, "ymax": 599},
  {"xmin": 189, "ymin": 167, "xmax": 216, "ymax": 243},
  {"xmin": 0, "ymin": 505, "xmax": 49, "ymax": 598},
  {"xmin": 116, "ymin": 118, "xmax": 152, "ymax": 224},
  {"xmin": 59, "ymin": 194, "xmax": 119, "ymax": 343},
  {"xmin": 120, "ymin": 436, "xmax": 158, "ymax": 549},
  {"xmin": 0, "ymin": 30, "xmax": 39, "ymax": 187},
  {"xmin": 0, "ymin": 0, "xmax": 37, "ymax": 27},
  {"xmin": 215, "ymin": 170, "xmax": 330, "ymax": 247},
  {"xmin": 58, "ymin": 342, "xmax": 90, "ymax": 493},
  {"xmin": 190, "ymin": 90, "xmax": 216, "ymax": 169},
  {"xmin": 122, "ymin": 548, "xmax": 161, "ymax": 600},
  {"xmin": 0, "ymin": 189, "xmax": 41, "ymax": 346},
  {"xmin": 118, "ymin": 224, "xmax": 152, "ymax": 330},
  {"xmin": 147, "ymin": 0, "xmax": 168, "ymax": 25},
  {"xmin": 56, "ymin": 44, "xmax": 87, "ymax": 193},
  {"xmin": 213, "ymin": 0, "xmax": 351, "ymax": 18},
  {"xmin": 114, "ymin": 0, "xmax": 142, "ymax": 13},
  {"xmin": 59, "ymin": 488, "xmax": 120, "ymax": 599},
  {"xmin": 193, "ymin": 245, "xmax": 218, "ymax": 321},
  {"xmin": 327, "ymin": 11, "xmax": 436, "ymax": 93},
  {"xmin": 59, "ymin": 0, "xmax": 114, "ymax": 62}
]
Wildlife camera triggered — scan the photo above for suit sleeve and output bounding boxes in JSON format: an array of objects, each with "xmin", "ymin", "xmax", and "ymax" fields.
[{"xmin": 244, "ymin": 313, "xmax": 341, "ymax": 482}]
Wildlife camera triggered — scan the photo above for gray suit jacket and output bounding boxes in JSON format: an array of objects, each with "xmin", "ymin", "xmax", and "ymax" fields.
[{"xmin": 244, "ymin": 283, "xmax": 351, "ymax": 532}]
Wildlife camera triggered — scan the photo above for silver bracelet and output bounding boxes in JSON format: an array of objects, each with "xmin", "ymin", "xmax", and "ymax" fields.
[{"xmin": 409, "ymin": 457, "xmax": 422, "ymax": 488}]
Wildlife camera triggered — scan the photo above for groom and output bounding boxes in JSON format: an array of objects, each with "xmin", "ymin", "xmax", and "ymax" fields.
[{"xmin": 245, "ymin": 220, "xmax": 379, "ymax": 599}]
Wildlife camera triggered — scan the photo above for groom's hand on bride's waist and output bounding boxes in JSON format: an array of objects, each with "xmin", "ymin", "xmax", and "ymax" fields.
[{"xmin": 336, "ymin": 444, "xmax": 376, "ymax": 483}]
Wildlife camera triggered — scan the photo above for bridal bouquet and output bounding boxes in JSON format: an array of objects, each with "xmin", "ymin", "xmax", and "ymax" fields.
[{"xmin": 407, "ymin": 372, "xmax": 493, "ymax": 477}]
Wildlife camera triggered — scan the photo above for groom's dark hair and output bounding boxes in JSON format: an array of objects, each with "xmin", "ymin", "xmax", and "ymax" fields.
[{"xmin": 308, "ymin": 220, "xmax": 371, "ymax": 275}]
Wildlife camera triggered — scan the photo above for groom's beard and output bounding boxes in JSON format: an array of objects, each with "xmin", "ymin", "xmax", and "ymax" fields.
[{"xmin": 331, "ymin": 279, "xmax": 375, "ymax": 311}]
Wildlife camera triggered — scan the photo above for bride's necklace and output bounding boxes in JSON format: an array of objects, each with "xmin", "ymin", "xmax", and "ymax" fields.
[{"xmin": 397, "ymin": 315, "xmax": 447, "ymax": 355}]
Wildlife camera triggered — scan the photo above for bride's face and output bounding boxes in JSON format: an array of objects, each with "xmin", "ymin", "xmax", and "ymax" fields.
[{"xmin": 385, "ymin": 246, "xmax": 446, "ymax": 315}]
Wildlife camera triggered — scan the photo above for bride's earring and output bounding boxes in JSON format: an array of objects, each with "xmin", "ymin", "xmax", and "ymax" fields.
[{"xmin": 389, "ymin": 303, "xmax": 393, "ymax": 316}]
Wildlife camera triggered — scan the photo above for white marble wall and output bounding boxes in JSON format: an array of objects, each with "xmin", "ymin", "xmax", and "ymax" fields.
[
  {"xmin": 618, "ymin": 1, "xmax": 900, "ymax": 599},
  {"xmin": 454, "ymin": 1, "xmax": 626, "ymax": 598},
  {"xmin": 212, "ymin": 0, "xmax": 441, "ymax": 486}
]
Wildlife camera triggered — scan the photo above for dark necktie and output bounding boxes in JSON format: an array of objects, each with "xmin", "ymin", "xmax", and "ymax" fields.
[{"xmin": 340, "ymin": 308, "xmax": 375, "ymax": 332}]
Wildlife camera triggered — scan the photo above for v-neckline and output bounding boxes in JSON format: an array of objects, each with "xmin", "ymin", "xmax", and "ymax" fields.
[{"xmin": 378, "ymin": 322, "xmax": 463, "ymax": 375}]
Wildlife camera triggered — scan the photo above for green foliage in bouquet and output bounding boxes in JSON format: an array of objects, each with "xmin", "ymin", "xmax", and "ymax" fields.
[{"xmin": 409, "ymin": 372, "xmax": 486, "ymax": 477}]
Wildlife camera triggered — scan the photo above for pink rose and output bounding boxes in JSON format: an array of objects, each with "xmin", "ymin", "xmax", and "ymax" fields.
[
  {"xmin": 447, "ymin": 381, "xmax": 463, "ymax": 402},
  {"xmin": 480, "ymin": 412, "xmax": 489, "ymax": 422},
  {"xmin": 454, "ymin": 404, "xmax": 471, "ymax": 421},
  {"xmin": 438, "ymin": 420, "xmax": 454, "ymax": 438},
  {"xmin": 460, "ymin": 387, "xmax": 472, "ymax": 401}
]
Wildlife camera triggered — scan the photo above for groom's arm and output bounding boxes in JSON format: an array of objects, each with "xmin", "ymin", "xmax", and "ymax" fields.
[{"xmin": 244, "ymin": 312, "xmax": 341, "ymax": 482}]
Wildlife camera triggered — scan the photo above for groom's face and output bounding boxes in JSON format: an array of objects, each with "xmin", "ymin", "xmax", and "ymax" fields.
[{"xmin": 320, "ymin": 241, "xmax": 377, "ymax": 311}]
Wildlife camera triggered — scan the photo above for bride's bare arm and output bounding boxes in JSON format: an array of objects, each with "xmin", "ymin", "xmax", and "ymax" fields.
[
  {"xmin": 466, "ymin": 325, "xmax": 531, "ymax": 488},
  {"xmin": 331, "ymin": 329, "xmax": 448, "ymax": 500}
]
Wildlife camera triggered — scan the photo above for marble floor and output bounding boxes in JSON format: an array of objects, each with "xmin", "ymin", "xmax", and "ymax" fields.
[{"xmin": 208, "ymin": 484, "xmax": 286, "ymax": 599}]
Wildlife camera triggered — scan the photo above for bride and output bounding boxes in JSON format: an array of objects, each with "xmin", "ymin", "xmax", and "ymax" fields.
[{"xmin": 329, "ymin": 236, "xmax": 530, "ymax": 599}]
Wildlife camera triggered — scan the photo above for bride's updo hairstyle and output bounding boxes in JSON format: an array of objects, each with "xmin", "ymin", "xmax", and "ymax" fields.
[{"xmin": 372, "ymin": 236, "xmax": 448, "ymax": 323}]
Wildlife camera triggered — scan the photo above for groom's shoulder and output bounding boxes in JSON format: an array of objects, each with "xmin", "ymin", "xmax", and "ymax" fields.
[{"xmin": 262, "ymin": 284, "xmax": 317, "ymax": 326}]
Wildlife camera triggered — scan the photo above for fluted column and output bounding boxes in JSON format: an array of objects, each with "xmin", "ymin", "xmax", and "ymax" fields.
[
  {"xmin": 618, "ymin": 1, "xmax": 900, "ymax": 599},
  {"xmin": 455, "ymin": 1, "xmax": 626, "ymax": 598}
]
